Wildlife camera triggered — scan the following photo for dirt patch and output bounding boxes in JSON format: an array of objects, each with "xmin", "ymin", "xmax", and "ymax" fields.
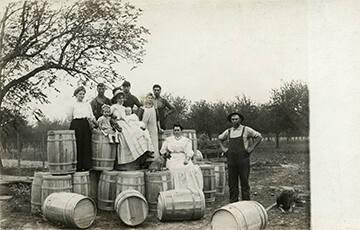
[{"xmin": 0, "ymin": 143, "xmax": 310, "ymax": 229}]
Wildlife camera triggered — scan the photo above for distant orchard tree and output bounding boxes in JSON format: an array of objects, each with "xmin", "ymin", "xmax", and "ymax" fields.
[
  {"xmin": 269, "ymin": 80, "xmax": 309, "ymax": 147},
  {"xmin": 188, "ymin": 100, "xmax": 213, "ymax": 137},
  {"xmin": 211, "ymin": 101, "xmax": 229, "ymax": 135},
  {"xmin": 162, "ymin": 93, "xmax": 191, "ymax": 129}
]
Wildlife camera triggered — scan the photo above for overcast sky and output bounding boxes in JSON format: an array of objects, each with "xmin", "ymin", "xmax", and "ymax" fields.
[{"xmin": 1, "ymin": 0, "xmax": 307, "ymax": 120}]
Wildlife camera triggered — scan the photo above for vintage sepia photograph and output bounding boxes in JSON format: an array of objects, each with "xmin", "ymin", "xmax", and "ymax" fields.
[{"xmin": 0, "ymin": 0, "xmax": 317, "ymax": 229}]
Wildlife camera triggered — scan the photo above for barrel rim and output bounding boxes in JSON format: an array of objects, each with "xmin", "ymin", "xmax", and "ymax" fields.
[
  {"xmin": 114, "ymin": 189, "xmax": 148, "ymax": 227},
  {"xmin": 73, "ymin": 171, "xmax": 90, "ymax": 176},
  {"xmin": 117, "ymin": 171, "xmax": 145, "ymax": 176},
  {"xmin": 72, "ymin": 194, "xmax": 97, "ymax": 229},
  {"xmin": 48, "ymin": 130, "xmax": 75, "ymax": 135},
  {"xmin": 42, "ymin": 175, "xmax": 72, "ymax": 180}
]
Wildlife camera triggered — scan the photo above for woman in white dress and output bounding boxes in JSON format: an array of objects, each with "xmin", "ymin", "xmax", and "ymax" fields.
[
  {"xmin": 110, "ymin": 88, "xmax": 154, "ymax": 166},
  {"xmin": 142, "ymin": 93, "xmax": 163, "ymax": 159},
  {"xmin": 160, "ymin": 124, "xmax": 203, "ymax": 191}
]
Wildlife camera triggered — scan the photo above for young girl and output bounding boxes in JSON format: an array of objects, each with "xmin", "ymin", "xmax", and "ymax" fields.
[
  {"xmin": 97, "ymin": 104, "xmax": 120, "ymax": 143},
  {"xmin": 67, "ymin": 86, "xmax": 97, "ymax": 171}
]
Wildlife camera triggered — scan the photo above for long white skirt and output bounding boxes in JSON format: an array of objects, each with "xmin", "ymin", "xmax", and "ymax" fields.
[{"xmin": 166, "ymin": 153, "xmax": 203, "ymax": 192}]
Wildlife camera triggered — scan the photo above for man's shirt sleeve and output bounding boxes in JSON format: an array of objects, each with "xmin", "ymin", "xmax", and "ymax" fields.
[{"xmin": 218, "ymin": 129, "xmax": 229, "ymax": 140}]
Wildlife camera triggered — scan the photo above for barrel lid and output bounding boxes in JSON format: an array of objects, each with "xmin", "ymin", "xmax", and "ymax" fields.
[{"xmin": 115, "ymin": 190, "xmax": 148, "ymax": 226}]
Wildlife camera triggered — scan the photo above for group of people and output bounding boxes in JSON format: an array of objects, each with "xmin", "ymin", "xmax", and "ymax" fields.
[{"xmin": 66, "ymin": 80, "xmax": 263, "ymax": 202}]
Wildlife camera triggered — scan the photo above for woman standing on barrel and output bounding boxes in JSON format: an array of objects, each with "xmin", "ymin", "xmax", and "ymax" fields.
[{"xmin": 67, "ymin": 86, "xmax": 97, "ymax": 171}]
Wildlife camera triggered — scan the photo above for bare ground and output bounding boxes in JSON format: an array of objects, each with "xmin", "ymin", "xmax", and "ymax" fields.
[{"xmin": 0, "ymin": 141, "xmax": 310, "ymax": 229}]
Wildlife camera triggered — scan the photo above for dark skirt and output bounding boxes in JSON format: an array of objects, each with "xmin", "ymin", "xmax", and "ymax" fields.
[{"xmin": 70, "ymin": 119, "xmax": 92, "ymax": 171}]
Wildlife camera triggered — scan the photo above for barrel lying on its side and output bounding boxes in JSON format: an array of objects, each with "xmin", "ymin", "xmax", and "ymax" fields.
[
  {"xmin": 211, "ymin": 201, "xmax": 268, "ymax": 230},
  {"xmin": 157, "ymin": 189, "xmax": 205, "ymax": 221},
  {"xmin": 42, "ymin": 192, "xmax": 97, "ymax": 229},
  {"xmin": 114, "ymin": 189, "xmax": 148, "ymax": 227}
]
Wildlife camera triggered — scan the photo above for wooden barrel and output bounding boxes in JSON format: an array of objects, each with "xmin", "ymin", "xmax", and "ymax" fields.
[
  {"xmin": 41, "ymin": 175, "xmax": 72, "ymax": 204},
  {"xmin": 116, "ymin": 171, "xmax": 145, "ymax": 196},
  {"xmin": 89, "ymin": 170, "xmax": 101, "ymax": 203},
  {"xmin": 42, "ymin": 192, "xmax": 97, "ymax": 229},
  {"xmin": 213, "ymin": 162, "xmax": 226, "ymax": 195},
  {"xmin": 161, "ymin": 129, "xmax": 198, "ymax": 152},
  {"xmin": 199, "ymin": 164, "xmax": 216, "ymax": 205},
  {"xmin": 114, "ymin": 190, "xmax": 148, "ymax": 227},
  {"xmin": 145, "ymin": 170, "xmax": 173, "ymax": 212},
  {"xmin": 31, "ymin": 172, "xmax": 51, "ymax": 214},
  {"xmin": 47, "ymin": 130, "xmax": 77, "ymax": 174},
  {"xmin": 211, "ymin": 201, "xmax": 268, "ymax": 230},
  {"xmin": 98, "ymin": 170, "xmax": 120, "ymax": 211},
  {"xmin": 157, "ymin": 189, "xmax": 205, "ymax": 221},
  {"xmin": 73, "ymin": 171, "xmax": 90, "ymax": 196},
  {"xmin": 92, "ymin": 130, "xmax": 116, "ymax": 171},
  {"xmin": 115, "ymin": 160, "xmax": 141, "ymax": 171}
]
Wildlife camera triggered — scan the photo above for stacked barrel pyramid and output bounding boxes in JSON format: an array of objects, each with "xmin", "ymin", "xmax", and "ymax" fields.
[{"xmin": 30, "ymin": 129, "xmax": 228, "ymax": 229}]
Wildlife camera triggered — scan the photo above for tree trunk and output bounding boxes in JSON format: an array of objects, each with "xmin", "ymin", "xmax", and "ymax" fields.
[
  {"xmin": 0, "ymin": 149, "xmax": 3, "ymax": 173},
  {"xmin": 275, "ymin": 133, "xmax": 280, "ymax": 148}
]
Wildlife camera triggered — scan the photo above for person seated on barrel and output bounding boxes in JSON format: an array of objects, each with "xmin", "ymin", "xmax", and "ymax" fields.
[
  {"xmin": 110, "ymin": 87, "xmax": 154, "ymax": 168},
  {"xmin": 67, "ymin": 86, "xmax": 97, "ymax": 171},
  {"xmin": 160, "ymin": 124, "xmax": 203, "ymax": 191},
  {"xmin": 97, "ymin": 104, "xmax": 120, "ymax": 144}
]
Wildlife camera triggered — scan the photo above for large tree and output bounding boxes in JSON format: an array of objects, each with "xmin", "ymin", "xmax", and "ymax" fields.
[
  {"xmin": 0, "ymin": 0, "xmax": 149, "ymax": 117},
  {"xmin": 0, "ymin": 0, "xmax": 150, "ymax": 170}
]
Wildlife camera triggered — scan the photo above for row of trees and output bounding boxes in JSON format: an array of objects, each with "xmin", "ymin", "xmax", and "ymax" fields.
[
  {"xmin": 164, "ymin": 80, "xmax": 309, "ymax": 148},
  {"xmin": 0, "ymin": 79, "xmax": 309, "ymax": 170}
]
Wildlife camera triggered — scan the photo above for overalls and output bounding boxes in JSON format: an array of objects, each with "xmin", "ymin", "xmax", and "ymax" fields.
[{"xmin": 227, "ymin": 126, "xmax": 250, "ymax": 202}]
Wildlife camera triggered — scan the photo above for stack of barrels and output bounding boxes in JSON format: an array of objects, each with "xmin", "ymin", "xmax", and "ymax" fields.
[
  {"xmin": 92, "ymin": 129, "xmax": 175, "ymax": 227},
  {"xmin": 30, "ymin": 130, "xmax": 97, "ymax": 229},
  {"xmin": 30, "ymin": 128, "xmax": 233, "ymax": 228}
]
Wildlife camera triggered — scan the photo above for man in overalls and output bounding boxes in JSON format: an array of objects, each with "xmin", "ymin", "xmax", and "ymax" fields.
[{"xmin": 218, "ymin": 112, "xmax": 263, "ymax": 202}]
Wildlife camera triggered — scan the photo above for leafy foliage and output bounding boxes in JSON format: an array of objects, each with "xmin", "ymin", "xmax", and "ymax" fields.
[
  {"xmin": 269, "ymin": 80, "xmax": 309, "ymax": 136},
  {"xmin": 0, "ymin": 0, "xmax": 150, "ymax": 123}
]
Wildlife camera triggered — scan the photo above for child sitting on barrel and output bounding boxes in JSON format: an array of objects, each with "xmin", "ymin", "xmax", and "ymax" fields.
[{"xmin": 97, "ymin": 104, "xmax": 120, "ymax": 143}]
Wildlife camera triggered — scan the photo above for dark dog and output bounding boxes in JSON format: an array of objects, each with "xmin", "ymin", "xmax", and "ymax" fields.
[
  {"xmin": 148, "ymin": 153, "xmax": 171, "ymax": 172},
  {"xmin": 276, "ymin": 189, "xmax": 296, "ymax": 213},
  {"xmin": 266, "ymin": 189, "xmax": 297, "ymax": 213}
]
